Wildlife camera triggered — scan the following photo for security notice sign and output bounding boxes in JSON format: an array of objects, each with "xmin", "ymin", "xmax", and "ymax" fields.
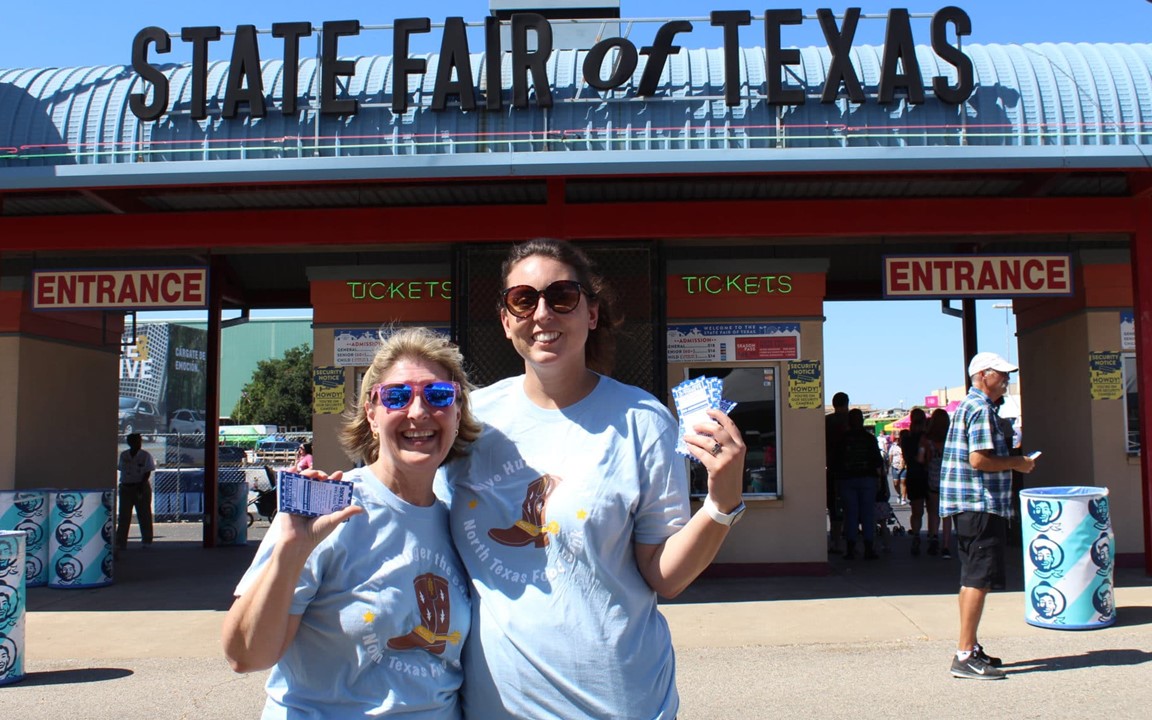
[{"xmin": 883, "ymin": 255, "xmax": 1073, "ymax": 298}]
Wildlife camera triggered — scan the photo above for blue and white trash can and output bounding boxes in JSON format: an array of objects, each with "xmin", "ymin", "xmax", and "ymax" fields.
[
  {"xmin": 48, "ymin": 490, "xmax": 114, "ymax": 589},
  {"xmin": 0, "ymin": 530, "xmax": 26, "ymax": 685},
  {"xmin": 1020, "ymin": 486, "xmax": 1115, "ymax": 630},
  {"xmin": 216, "ymin": 472, "xmax": 248, "ymax": 546},
  {"xmin": 0, "ymin": 491, "xmax": 49, "ymax": 587}
]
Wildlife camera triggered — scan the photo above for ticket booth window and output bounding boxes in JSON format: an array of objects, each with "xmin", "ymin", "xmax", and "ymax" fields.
[{"xmin": 685, "ymin": 366, "xmax": 780, "ymax": 498}]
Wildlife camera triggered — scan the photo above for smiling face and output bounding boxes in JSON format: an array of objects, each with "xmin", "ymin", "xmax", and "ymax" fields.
[
  {"xmin": 365, "ymin": 358, "xmax": 461, "ymax": 476},
  {"xmin": 500, "ymin": 255, "xmax": 598, "ymax": 377}
]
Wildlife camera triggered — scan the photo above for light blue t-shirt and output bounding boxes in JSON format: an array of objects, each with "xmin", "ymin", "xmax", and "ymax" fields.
[
  {"xmin": 439, "ymin": 374, "xmax": 690, "ymax": 720},
  {"xmin": 236, "ymin": 467, "xmax": 471, "ymax": 719}
]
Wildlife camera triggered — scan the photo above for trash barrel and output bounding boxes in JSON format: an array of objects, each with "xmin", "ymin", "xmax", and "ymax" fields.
[
  {"xmin": 48, "ymin": 490, "xmax": 114, "ymax": 589},
  {"xmin": 217, "ymin": 472, "xmax": 248, "ymax": 546},
  {"xmin": 1020, "ymin": 486, "xmax": 1115, "ymax": 629},
  {"xmin": 0, "ymin": 491, "xmax": 49, "ymax": 587},
  {"xmin": 0, "ymin": 530, "xmax": 26, "ymax": 685}
]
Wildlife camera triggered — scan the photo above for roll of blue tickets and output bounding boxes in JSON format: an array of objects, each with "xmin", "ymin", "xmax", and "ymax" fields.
[
  {"xmin": 0, "ymin": 530, "xmax": 26, "ymax": 685},
  {"xmin": 1020, "ymin": 486, "xmax": 1115, "ymax": 630},
  {"xmin": 0, "ymin": 491, "xmax": 49, "ymax": 587},
  {"xmin": 216, "ymin": 475, "xmax": 248, "ymax": 546},
  {"xmin": 48, "ymin": 490, "xmax": 114, "ymax": 589}
]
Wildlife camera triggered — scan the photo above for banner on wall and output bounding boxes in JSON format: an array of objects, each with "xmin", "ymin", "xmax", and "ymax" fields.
[
  {"xmin": 313, "ymin": 366, "xmax": 346, "ymax": 415},
  {"xmin": 787, "ymin": 360, "xmax": 823, "ymax": 410},
  {"xmin": 1120, "ymin": 311, "xmax": 1135, "ymax": 352},
  {"xmin": 666, "ymin": 323, "xmax": 800, "ymax": 364},
  {"xmin": 1089, "ymin": 351, "xmax": 1123, "ymax": 401},
  {"xmin": 333, "ymin": 329, "xmax": 383, "ymax": 367}
]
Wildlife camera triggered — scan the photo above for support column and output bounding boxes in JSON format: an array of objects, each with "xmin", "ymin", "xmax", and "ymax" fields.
[
  {"xmin": 202, "ymin": 258, "xmax": 223, "ymax": 548},
  {"xmin": 1131, "ymin": 197, "xmax": 1152, "ymax": 575},
  {"xmin": 962, "ymin": 298, "xmax": 978, "ymax": 389}
]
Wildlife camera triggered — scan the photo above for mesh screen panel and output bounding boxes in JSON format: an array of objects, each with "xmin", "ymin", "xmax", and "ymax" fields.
[{"xmin": 454, "ymin": 242, "xmax": 662, "ymax": 396}]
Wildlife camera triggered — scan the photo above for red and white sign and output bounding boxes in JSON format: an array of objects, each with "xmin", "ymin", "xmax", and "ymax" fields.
[
  {"xmin": 883, "ymin": 255, "xmax": 1073, "ymax": 298},
  {"xmin": 33, "ymin": 268, "xmax": 208, "ymax": 309}
]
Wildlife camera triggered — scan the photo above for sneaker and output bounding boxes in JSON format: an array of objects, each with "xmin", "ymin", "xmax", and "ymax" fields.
[
  {"xmin": 911, "ymin": 536, "xmax": 921, "ymax": 556},
  {"xmin": 927, "ymin": 537, "xmax": 939, "ymax": 556},
  {"xmin": 950, "ymin": 653, "xmax": 1005, "ymax": 680},
  {"xmin": 973, "ymin": 643, "xmax": 1003, "ymax": 667},
  {"xmin": 941, "ymin": 547, "xmax": 952, "ymax": 559}
]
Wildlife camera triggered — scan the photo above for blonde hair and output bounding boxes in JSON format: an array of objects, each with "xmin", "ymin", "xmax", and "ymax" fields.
[{"xmin": 339, "ymin": 326, "xmax": 481, "ymax": 465}]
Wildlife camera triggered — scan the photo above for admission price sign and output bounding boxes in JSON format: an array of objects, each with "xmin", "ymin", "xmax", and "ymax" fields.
[{"xmin": 667, "ymin": 323, "xmax": 800, "ymax": 364}]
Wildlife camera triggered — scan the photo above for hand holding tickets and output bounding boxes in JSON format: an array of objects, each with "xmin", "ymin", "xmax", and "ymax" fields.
[
  {"xmin": 278, "ymin": 470, "xmax": 354, "ymax": 517},
  {"xmin": 671, "ymin": 376, "xmax": 737, "ymax": 461}
]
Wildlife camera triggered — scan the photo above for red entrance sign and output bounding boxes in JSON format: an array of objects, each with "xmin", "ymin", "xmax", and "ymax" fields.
[
  {"xmin": 883, "ymin": 255, "xmax": 1073, "ymax": 298},
  {"xmin": 32, "ymin": 268, "xmax": 208, "ymax": 309},
  {"xmin": 734, "ymin": 335, "xmax": 798, "ymax": 360}
]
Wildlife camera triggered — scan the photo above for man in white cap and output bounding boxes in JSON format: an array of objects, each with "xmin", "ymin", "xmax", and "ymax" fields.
[{"xmin": 940, "ymin": 352, "xmax": 1037, "ymax": 680}]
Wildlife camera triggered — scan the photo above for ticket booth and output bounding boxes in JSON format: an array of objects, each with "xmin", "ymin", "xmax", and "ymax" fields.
[{"xmin": 665, "ymin": 258, "xmax": 829, "ymax": 573}]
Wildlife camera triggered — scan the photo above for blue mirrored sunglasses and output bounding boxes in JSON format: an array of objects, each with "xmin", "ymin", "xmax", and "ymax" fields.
[{"xmin": 372, "ymin": 381, "xmax": 458, "ymax": 410}]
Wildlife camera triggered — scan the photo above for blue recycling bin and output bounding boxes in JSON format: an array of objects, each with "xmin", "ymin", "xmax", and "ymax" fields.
[{"xmin": 1020, "ymin": 486, "xmax": 1115, "ymax": 630}]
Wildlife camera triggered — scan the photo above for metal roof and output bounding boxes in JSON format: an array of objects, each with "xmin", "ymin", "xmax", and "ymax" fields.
[{"xmin": 1, "ymin": 42, "xmax": 1151, "ymax": 190}]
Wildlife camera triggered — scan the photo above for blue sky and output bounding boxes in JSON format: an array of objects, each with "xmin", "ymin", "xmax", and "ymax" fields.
[{"xmin": 2, "ymin": 1, "xmax": 1146, "ymax": 409}]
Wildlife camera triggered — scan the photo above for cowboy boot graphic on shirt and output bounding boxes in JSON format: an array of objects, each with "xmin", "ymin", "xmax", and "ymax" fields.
[
  {"xmin": 387, "ymin": 573, "xmax": 461, "ymax": 656},
  {"xmin": 488, "ymin": 474, "xmax": 561, "ymax": 548}
]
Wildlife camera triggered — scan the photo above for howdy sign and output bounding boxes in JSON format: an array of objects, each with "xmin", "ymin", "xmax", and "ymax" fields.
[
  {"xmin": 883, "ymin": 255, "xmax": 1073, "ymax": 298},
  {"xmin": 32, "ymin": 268, "xmax": 208, "ymax": 309},
  {"xmin": 129, "ymin": 7, "xmax": 974, "ymax": 121}
]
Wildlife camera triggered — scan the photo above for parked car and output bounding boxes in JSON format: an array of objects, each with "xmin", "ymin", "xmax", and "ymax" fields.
[
  {"xmin": 218, "ymin": 444, "xmax": 247, "ymax": 466},
  {"xmin": 169, "ymin": 408, "xmax": 206, "ymax": 435},
  {"xmin": 118, "ymin": 396, "xmax": 161, "ymax": 436}
]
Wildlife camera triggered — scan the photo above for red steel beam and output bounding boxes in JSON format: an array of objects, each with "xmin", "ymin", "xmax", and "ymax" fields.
[{"xmin": 0, "ymin": 196, "xmax": 1138, "ymax": 252}]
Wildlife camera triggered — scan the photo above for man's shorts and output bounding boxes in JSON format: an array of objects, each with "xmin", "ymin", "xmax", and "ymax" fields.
[{"xmin": 954, "ymin": 511, "xmax": 1008, "ymax": 589}]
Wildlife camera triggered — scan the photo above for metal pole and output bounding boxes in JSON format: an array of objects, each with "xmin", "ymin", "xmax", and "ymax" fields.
[{"xmin": 1130, "ymin": 196, "xmax": 1152, "ymax": 576}]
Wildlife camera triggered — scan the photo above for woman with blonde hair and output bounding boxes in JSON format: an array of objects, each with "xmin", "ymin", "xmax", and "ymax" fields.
[{"xmin": 223, "ymin": 327, "xmax": 481, "ymax": 719}]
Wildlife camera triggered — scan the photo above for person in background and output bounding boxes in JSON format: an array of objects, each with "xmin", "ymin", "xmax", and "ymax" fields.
[
  {"xmin": 834, "ymin": 408, "xmax": 885, "ymax": 560},
  {"xmin": 887, "ymin": 433, "xmax": 905, "ymax": 505},
  {"xmin": 292, "ymin": 443, "xmax": 313, "ymax": 473},
  {"xmin": 825, "ymin": 391, "xmax": 851, "ymax": 554},
  {"xmin": 116, "ymin": 432, "xmax": 156, "ymax": 551},
  {"xmin": 901, "ymin": 408, "xmax": 930, "ymax": 555},
  {"xmin": 920, "ymin": 408, "xmax": 950, "ymax": 558},
  {"xmin": 940, "ymin": 352, "xmax": 1037, "ymax": 680},
  {"xmin": 441, "ymin": 238, "xmax": 746, "ymax": 719},
  {"xmin": 222, "ymin": 327, "xmax": 481, "ymax": 718}
]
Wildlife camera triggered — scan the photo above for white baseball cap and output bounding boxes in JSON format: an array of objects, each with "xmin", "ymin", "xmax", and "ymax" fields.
[{"xmin": 968, "ymin": 351, "xmax": 1018, "ymax": 376}]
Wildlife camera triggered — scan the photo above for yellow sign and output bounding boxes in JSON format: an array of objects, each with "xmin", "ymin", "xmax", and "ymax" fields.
[
  {"xmin": 313, "ymin": 366, "xmax": 347, "ymax": 415},
  {"xmin": 787, "ymin": 359, "xmax": 823, "ymax": 410},
  {"xmin": 1088, "ymin": 351, "xmax": 1123, "ymax": 401}
]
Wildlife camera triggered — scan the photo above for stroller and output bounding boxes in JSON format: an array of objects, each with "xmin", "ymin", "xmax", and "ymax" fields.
[
  {"xmin": 247, "ymin": 465, "xmax": 278, "ymax": 527},
  {"xmin": 874, "ymin": 499, "xmax": 906, "ymax": 552}
]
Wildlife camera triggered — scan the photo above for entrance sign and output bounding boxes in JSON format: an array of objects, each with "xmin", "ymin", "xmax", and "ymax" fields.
[
  {"xmin": 883, "ymin": 254, "xmax": 1073, "ymax": 298},
  {"xmin": 667, "ymin": 323, "xmax": 800, "ymax": 363},
  {"xmin": 32, "ymin": 268, "xmax": 207, "ymax": 309}
]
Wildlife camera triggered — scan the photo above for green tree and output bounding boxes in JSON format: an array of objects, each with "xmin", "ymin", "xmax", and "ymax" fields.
[{"xmin": 232, "ymin": 344, "xmax": 313, "ymax": 428}]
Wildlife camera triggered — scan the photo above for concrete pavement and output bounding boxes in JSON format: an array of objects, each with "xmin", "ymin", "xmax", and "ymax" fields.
[{"xmin": 5, "ymin": 517, "xmax": 1152, "ymax": 719}]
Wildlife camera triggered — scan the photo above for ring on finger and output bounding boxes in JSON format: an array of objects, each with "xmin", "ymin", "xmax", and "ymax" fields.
[{"xmin": 709, "ymin": 441, "xmax": 723, "ymax": 456}]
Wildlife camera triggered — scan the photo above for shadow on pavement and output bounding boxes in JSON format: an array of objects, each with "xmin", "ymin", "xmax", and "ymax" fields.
[
  {"xmin": 26, "ymin": 523, "xmax": 263, "ymax": 613},
  {"xmin": 14, "ymin": 668, "xmax": 134, "ymax": 686},
  {"xmin": 1002, "ymin": 647, "xmax": 1152, "ymax": 674}
]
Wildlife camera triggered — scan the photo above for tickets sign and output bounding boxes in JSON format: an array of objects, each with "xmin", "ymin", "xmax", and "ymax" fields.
[
  {"xmin": 883, "ymin": 255, "xmax": 1073, "ymax": 298},
  {"xmin": 32, "ymin": 268, "xmax": 208, "ymax": 309}
]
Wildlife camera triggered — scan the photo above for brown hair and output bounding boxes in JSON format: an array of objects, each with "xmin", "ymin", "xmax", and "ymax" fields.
[
  {"xmin": 339, "ymin": 326, "xmax": 481, "ymax": 465},
  {"xmin": 500, "ymin": 238, "xmax": 620, "ymax": 375},
  {"xmin": 927, "ymin": 407, "xmax": 950, "ymax": 442}
]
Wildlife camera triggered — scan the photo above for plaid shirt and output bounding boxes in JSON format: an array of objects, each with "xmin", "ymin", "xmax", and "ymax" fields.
[{"xmin": 939, "ymin": 387, "xmax": 1014, "ymax": 518}]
